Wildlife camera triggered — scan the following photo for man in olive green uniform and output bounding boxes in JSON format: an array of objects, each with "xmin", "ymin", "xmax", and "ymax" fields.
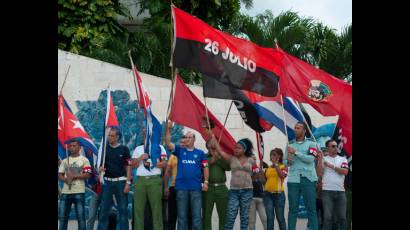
[{"xmin": 203, "ymin": 140, "xmax": 231, "ymax": 230}]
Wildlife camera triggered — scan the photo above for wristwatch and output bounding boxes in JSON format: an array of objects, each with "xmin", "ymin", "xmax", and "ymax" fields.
[
  {"xmin": 204, "ymin": 180, "xmax": 209, "ymax": 184},
  {"xmin": 126, "ymin": 181, "xmax": 132, "ymax": 185}
]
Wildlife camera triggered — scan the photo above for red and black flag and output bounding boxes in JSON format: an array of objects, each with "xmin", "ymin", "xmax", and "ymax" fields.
[
  {"xmin": 203, "ymin": 76, "xmax": 271, "ymax": 133},
  {"xmin": 171, "ymin": 5, "xmax": 282, "ymax": 97}
]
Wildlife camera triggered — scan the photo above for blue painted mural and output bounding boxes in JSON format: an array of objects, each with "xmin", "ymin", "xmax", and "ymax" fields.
[{"xmin": 58, "ymin": 90, "xmax": 184, "ymax": 220}]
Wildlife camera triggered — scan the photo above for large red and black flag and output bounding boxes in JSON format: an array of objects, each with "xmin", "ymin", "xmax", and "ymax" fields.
[
  {"xmin": 171, "ymin": 5, "xmax": 282, "ymax": 97},
  {"xmin": 277, "ymin": 48, "xmax": 352, "ymax": 156}
]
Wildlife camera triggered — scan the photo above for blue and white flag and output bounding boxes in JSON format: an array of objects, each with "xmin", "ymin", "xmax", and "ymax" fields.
[
  {"xmin": 144, "ymin": 107, "xmax": 163, "ymax": 168},
  {"xmin": 254, "ymin": 96, "xmax": 338, "ymax": 142},
  {"xmin": 253, "ymin": 96, "xmax": 304, "ymax": 140}
]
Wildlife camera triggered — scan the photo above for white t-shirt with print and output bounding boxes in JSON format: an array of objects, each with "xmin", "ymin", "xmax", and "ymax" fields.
[
  {"xmin": 132, "ymin": 145, "xmax": 166, "ymax": 176},
  {"xmin": 322, "ymin": 155, "xmax": 349, "ymax": 191},
  {"xmin": 58, "ymin": 155, "xmax": 91, "ymax": 194}
]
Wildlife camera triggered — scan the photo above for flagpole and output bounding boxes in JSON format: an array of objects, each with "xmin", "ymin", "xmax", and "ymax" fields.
[
  {"xmin": 59, "ymin": 65, "xmax": 71, "ymax": 96},
  {"xmin": 100, "ymin": 86, "xmax": 112, "ymax": 183},
  {"xmin": 218, "ymin": 100, "xmax": 233, "ymax": 143},
  {"xmin": 100, "ymin": 126, "xmax": 111, "ymax": 183},
  {"xmin": 203, "ymin": 96, "xmax": 213, "ymax": 139},
  {"xmin": 128, "ymin": 51, "xmax": 150, "ymax": 154},
  {"xmin": 256, "ymin": 132, "xmax": 264, "ymax": 163},
  {"xmin": 278, "ymin": 83, "xmax": 294, "ymax": 165},
  {"xmin": 102, "ymin": 127, "xmax": 110, "ymax": 168},
  {"xmin": 278, "ymin": 92, "xmax": 289, "ymax": 141},
  {"xmin": 166, "ymin": 68, "xmax": 177, "ymax": 120},
  {"xmin": 128, "ymin": 51, "xmax": 141, "ymax": 108},
  {"xmin": 59, "ymin": 95, "xmax": 72, "ymax": 189},
  {"xmin": 166, "ymin": 3, "xmax": 177, "ymax": 122},
  {"xmin": 296, "ymin": 102, "xmax": 320, "ymax": 149}
]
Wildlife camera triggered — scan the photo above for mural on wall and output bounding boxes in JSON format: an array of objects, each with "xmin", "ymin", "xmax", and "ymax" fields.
[
  {"xmin": 59, "ymin": 89, "xmax": 184, "ymax": 220},
  {"xmin": 75, "ymin": 89, "xmax": 184, "ymax": 152}
]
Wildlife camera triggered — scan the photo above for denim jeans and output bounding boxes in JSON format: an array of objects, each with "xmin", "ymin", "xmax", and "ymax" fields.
[
  {"xmin": 248, "ymin": 197, "xmax": 267, "ymax": 230},
  {"xmin": 98, "ymin": 180, "xmax": 129, "ymax": 230},
  {"xmin": 176, "ymin": 190, "xmax": 202, "ymax": 230},
  {"xmin": 59, "ymin": 193, "xmax": 86, "ymax": 230},
  {"xmin": 288, "ymin": 177, "xmax": 318, "ymax": 230},
  {"xmin": 321, "ymin": 190, "xmax": 347, "ymax": 230},
  {"xmin": 224, "ymin": 189, "xmax": 253, "ymax": 230},
  {"xmin": 87, "ymin": 192, "xmax": 101, "ymax": 230},
  {"xmin": 263, "ymin": 192, "xmax": 286, "ymax": 230}
]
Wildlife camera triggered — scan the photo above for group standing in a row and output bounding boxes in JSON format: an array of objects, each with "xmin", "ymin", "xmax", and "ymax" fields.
[{"xmin": 58, "ymin": 121, "xmax": 349, "ymax": 230}]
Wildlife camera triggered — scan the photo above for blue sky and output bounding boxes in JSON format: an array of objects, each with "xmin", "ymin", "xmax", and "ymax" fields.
[{"xmin": 241, "ymin": 0, "xmax": 352, "ymax": 33}]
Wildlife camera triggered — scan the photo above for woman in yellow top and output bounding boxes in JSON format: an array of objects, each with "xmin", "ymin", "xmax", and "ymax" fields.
[{"xmin": 263, "ymin": 148, "xmax": 288, "ymax": 230}]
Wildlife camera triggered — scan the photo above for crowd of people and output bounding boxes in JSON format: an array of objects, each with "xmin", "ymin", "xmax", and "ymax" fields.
[{"xmin": 58, "ymin": 120, "xmax": 350, "ymax": 230}]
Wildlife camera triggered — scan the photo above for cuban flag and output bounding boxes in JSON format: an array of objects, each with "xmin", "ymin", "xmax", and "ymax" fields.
[
  {"xmin": 251, "ymin": 96, "xmax": 305, "ymax": 140},
  {"xmin": 253, "ymin": 96, "xmax": 339, "ymax": 142},
  {"xmin": 58, "ymin": 95, "xmax": 98, "ymax": 187},
  {"xmin": 131, "ymin": 60, "xmax": 162, "ymax": 168},
  {"xmin": 58, "ymin": 95, "xmax": 97, "ymax": 162},
  {"xmin": 96, "ymin": 89, "xmax": 119, "ymax": 170}
]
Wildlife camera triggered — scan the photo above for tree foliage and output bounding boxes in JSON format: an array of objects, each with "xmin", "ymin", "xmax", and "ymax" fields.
[
  {"xmin": 233, "ymin": 10, "xmax": 352, "ymax": 80},
  {"xmin": 58, "ymin": 0, "xmax": 131, "ymax": 54}
]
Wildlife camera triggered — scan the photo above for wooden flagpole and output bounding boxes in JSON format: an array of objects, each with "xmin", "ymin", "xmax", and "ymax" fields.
[
  {"xmin": 58, "ymin": 94, "xmax": 73, "ymax": 189},
  {"xmin": 218, "ymin": 100, "xmax": 233, "ymax": 143},
  {"xmin": 59, "ymin": 65, "xmax": 71, "ymax": 96},
  {"xmin": 128, "ymin": 51, "xmax": 141, "ymax": 107},
  {"xmin": 278, "ymin": 82, "xmax": 289, "ymax": 142},
  {"xmin": 166, "ymin": 2, "xmax": 177, "ymax": 122},
  {"xmin": 203, "ymin": 95, "xmax": 213, "ymax": 138},
  {"xmin": 278, "ymin": 83, "xmax": 294, "ymax": 165},
  {"xmin": 296, "ymin": 102, "xmax": 321, "ymax": 149},
  {"xmin": 99, "ymin": 85, "xmax": 112, "ymax": 183}
]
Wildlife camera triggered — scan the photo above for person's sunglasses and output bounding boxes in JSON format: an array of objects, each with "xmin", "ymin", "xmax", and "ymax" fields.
[{"xmin": 329, "ymin": 145, "xmax": 337, "ymax": 148}]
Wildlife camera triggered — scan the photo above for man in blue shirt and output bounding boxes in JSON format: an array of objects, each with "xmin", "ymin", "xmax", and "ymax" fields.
[
  {"xmin": 165, "ymin": 120, "xmax": 209, "ymax": 230},
  {"xmin": 285, "ymin": 121, "xmax": 321, "ymax": 230}
]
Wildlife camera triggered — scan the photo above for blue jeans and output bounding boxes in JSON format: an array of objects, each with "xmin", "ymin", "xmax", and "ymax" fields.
[
  {"xmin": 288, "ymin": 177, "xmax": 318, "ymax": 230},
  {"xmin": 59, "ymin": 193, "xmax": 86, "ymax": 230},
  {"xmin": 98, "ymin": 180, "xmax": 129, "ymax": 230},
  {"xmin": 87, "ymin": 192, "xmax": 101, "ymax": 230},
  {"xmin": 263, "ymin": 192, "xmax": 286, "ymax": 230},
  {"xmin": 321, "ymin": 190, "xmax": 347, "ymax": 230},
  {"xmin": 224, "ymin": 189, "xmax": 253, "ymax": 230},
  {"xmin": 176, "ymin": 190, "xmax": 202, "ymax": 230}
]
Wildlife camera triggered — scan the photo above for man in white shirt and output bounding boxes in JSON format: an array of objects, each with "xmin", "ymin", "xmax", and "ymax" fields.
[
  {"xmin": 131, "ymin": 128, "xmax": 168, "ymax": 230},
  {"xmin": 321, "ymin": 139, "xmax": 349, "ymax": 230}
]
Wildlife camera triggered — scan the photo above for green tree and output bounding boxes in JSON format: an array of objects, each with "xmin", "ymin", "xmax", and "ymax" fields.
[
  {"xmin": 58, "ymin": 0, "xmax": 131, "ymax": 54},
  {"xmin": 231, "ymin": 10, "xmax": 352, "ymax": 81}
]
